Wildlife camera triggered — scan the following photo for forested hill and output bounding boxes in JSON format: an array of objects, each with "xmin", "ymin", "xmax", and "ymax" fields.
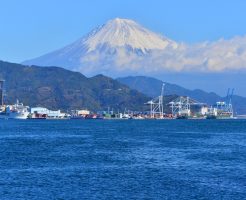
[{"xmin": 0, "ymin": 60, "xmax": 150, "ymax": 111}]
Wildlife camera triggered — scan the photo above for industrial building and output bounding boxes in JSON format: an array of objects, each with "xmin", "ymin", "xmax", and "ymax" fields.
[{"xmin": 31, "ymin": 107, "xmax": 67, "ymax": 119}]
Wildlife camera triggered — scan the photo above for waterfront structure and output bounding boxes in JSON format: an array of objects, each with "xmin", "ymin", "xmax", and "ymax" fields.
[
  {"xmin": 31, "ymin": 107, "xmax": 67, "ymax": 119},
  {"xmin": 215, "ymin": 88, "xmax": 234, "ymax": 118},
  {"xmin": 70, "ymin": 109, "xmax": 91, "ymax": 119},
  {"xmin": 146, "ymin": 83, "xmax": 165, "ymax": 118},
  {"xmin": 200, "ymin": 106, "xmax": 208, "ymax": 115},
  {"xmin": 169, "ymin": 96, "xmax": 192, "ymax": 117},
  {"xmin": 76, "ymin": 109, "xmax": 90, "ymax": 116},
  {"xmin": 169, "ymin": 96, "xmax": 206, "ymax": 118}
]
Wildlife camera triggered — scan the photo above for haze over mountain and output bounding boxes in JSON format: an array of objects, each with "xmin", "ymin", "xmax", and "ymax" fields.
[{"xmin": 23, "ymin": 18, "xmax": 246, "ymax": 96}]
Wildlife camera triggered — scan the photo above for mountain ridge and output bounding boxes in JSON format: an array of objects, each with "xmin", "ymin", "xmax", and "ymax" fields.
[{"xmin": 0, "ymin": 60, "xmax": 150, "ymax": 111}]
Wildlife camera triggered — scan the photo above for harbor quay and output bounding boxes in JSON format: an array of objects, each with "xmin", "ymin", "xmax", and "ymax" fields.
[{"xmin": 0, "ymin": 81, "xmax": 236, "ymax": 120}]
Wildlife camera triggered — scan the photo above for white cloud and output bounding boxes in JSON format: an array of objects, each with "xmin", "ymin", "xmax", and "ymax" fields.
[{"xmin": 76, "ymin": 35, "xmax": 246, "ymax": 76}]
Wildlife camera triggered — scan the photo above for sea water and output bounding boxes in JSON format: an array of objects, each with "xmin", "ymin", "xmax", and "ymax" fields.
[{"xmin": 0, "ymin": 119, "xmax": 245, "ymax": 200}]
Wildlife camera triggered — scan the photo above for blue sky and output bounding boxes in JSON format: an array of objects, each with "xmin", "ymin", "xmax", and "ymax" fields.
[{"xmin": 1, "ymin": 0, "xmax": 246, "ymax": 63}]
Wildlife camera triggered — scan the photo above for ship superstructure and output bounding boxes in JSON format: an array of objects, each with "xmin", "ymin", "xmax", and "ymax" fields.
[
  {"xmin": 0, "ymin": 100, "xmax": 30, "ymax": 119},
  {"xmin": 0, "ymin": 81, "xmax": 30, "ymax": 119}
]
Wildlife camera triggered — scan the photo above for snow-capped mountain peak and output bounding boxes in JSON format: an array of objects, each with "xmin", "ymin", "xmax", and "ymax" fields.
[
  {"xmin": 23, "ymin": 18, "xmax": 246, "ymax": 77},
  {"xmin": 83, "ymin": 18, "xmax": 177, "ymax": 53},
  {"xmin": 23, "ymin": 18, "xmax": 178, "ymax": 70}
]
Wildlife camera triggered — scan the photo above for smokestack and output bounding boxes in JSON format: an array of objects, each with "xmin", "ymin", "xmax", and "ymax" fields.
[{"xmin": 0, "ymin": 80, "xmax": 4, "ymax": 106}]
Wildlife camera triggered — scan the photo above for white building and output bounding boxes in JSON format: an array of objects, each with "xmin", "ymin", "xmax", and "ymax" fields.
[
  {"xmin": 77, "ymin": 110, "xmax": 90, "ymax": 116},
  {"xmin": 200, "ymin": 106, "xmax": 208, "ymax": 115},
  {"xmin": 31, "ymin": 107, "xmax": 66, "ymax": 118},
  {"xmin": 208, "ymin": 107, "xmax": 218, "ymax": 116}
]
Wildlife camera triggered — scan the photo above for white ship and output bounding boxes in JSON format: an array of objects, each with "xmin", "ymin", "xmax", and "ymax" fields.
[{"xmin": 0, "ymin": 100, "xmax": 30, "ymax": 119}]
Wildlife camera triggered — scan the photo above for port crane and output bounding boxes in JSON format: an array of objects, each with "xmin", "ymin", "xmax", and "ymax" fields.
[
  {"xmin": 146, "ymin": 83, "xmax": 165, "ymax": 118},
  {"xmin": 169, "ymin": 96, "xmax": 204, "ymax": 118},
  {"xmin": 216, "ymin": 88, "xmax": 234, "ymax": 118}
]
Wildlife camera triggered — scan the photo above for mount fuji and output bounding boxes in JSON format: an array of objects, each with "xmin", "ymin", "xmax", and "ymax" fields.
[
  {"xmin": 22, "ymin": 18, "xmax": 179, "ymax": 76},
  {"xmin": 22, "ymin": 18, "xmax": 246, "ymax": 96}
]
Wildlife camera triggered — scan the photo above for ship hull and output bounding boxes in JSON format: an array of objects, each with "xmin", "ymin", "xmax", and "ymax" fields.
[{"xmin": 0, "ymin": 112, "xmax": 29, "ymax": 119}]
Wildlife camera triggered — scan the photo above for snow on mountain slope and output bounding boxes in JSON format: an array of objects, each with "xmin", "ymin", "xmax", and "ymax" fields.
[
  {"xmin": 22, "ymin": 18, "xmax": 178, "ymax": 73},
  {"xmin": 23, "ymin": 18, "xmax": 246, "ymax": 77},
  {"xmin": 84, "ymin": 18, "xmax": 177, "ymax": 52}
]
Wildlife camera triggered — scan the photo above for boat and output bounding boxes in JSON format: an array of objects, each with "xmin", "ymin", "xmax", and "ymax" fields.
[
  {"xmin": 0, "ymin": 100, "xmax": 30, "ymax": 119},
  {"xmin": 176, "ymin": 115, "xmax": 188, "ymax": 119},
  {"xmin": 206, "ymin": 115, "xmax": 217, "ymax": 119},
  {"xmin": 70, "ymin": 115, "xmax": 85, "ymax": 120},
  {"xmin": 28, "ymin": 113, "xmax": 47, "ymax": 120}
]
